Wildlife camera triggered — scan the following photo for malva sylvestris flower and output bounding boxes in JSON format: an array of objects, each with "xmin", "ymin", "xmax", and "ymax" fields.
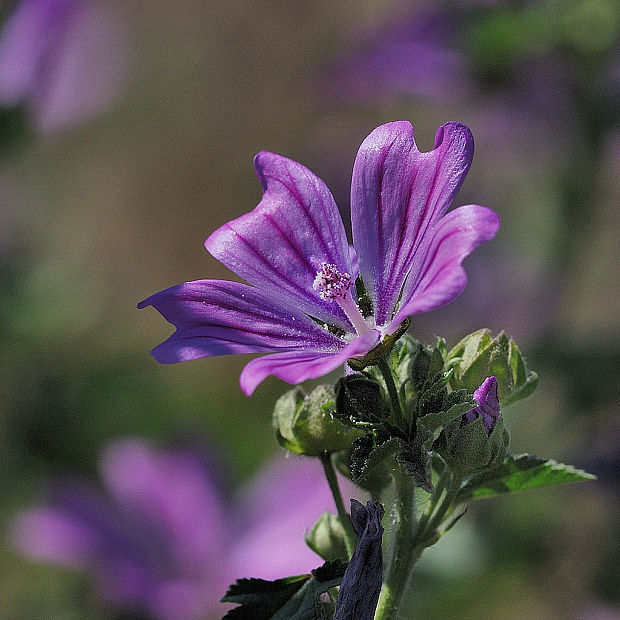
[{"xmin": 139, "ymin": 121, "xmax": 500, "ymax": 395}]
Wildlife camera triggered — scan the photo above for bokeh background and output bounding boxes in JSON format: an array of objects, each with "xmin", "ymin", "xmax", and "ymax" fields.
[{"xmin": 0, "ymin": 0, "xmax": 618, "ymax": 618}]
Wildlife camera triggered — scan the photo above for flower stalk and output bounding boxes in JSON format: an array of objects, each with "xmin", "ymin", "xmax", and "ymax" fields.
[{"xmin": 320, "ymin": 451, "xmax": 358, "ymax": 558}]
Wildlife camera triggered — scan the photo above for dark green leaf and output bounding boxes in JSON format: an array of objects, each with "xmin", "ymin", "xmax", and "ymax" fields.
[
  {"xmin": 222, "ymin": 575, "xmax": 309, "ymax": 619},
  {"xmin": 222, "ymin": 561, "xmax": 346, "ymax": 620},
  {"xmin": 417, "ymin": 400, "xmax": 474, "ymax": 433}
]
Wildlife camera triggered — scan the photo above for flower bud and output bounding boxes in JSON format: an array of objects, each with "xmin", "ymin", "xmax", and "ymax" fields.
[
  {"xmin": 446, "ymin": 329, "xmax": 538, "ymax": 406},
  {"xmin": 274, "ymin": 385, "xmax": 364, "ymax": 457},
  {"xmin": 435, "ymin": 377, "xmax": 509, "ymax": 476}
]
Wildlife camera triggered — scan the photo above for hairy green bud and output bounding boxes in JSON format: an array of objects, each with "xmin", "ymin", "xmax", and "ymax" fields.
[{"xmin": 274, "ymin": 385, "xmax": 364, "ymax": 456}]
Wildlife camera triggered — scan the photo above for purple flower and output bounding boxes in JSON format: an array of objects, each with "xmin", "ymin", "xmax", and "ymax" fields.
[
  {"xmin": 464, "ymin": 376, "xmax": 501, "ymax": 434},
  {"xmin": 10, "ymin": 438, "xmax": 361, "ymax": 620},
  {"xmin": 321, "ymin": 8, "xmax": 473, "ymax": 102},
  {"xmin": 0, "ymin": 0, "xmax": 126, "ymax": 133},
  {"xmin": 139, "ymin": 121, "xmax": 500, "ymax": 395}
]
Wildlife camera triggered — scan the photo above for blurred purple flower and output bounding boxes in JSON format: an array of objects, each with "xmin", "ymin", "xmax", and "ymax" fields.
[
  {"xmin": 139, "ymin": 121, "xmax": 499, "ymax": 395},
  {"xmin": 10, "ymin": 438, "xmax": 360, "ymax": 620},
  {"xmin": 0, "ymin": 0, "xmax": 127, "ymax": 133},
  {"xmin": 464, "ymin": 376, "xmax": 500, "ymax": 434},
  {"xmin": 322, "ymin": 8, "xmax": 473, "ymax": 102},
  {"xmin": 321, "ymin": 6, "xmax": 577, "ymax": 159}
]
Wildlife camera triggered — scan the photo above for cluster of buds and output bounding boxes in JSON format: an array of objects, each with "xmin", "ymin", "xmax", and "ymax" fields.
[{"xmin": 434, "ymin": 376, "xmax": 509, "ymax": 476}]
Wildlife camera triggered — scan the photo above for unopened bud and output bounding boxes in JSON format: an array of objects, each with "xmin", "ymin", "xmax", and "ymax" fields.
[
  {"xmin": 435, "ymin": 376, "xmax": 509, "ymax": 476},
  {"xmin": 274, "ymin": 385, "xmax": 364, "ymax": 457},
  {"xmin": 446, "ymin": 329, "xmax": 538, "ymax": 406}
]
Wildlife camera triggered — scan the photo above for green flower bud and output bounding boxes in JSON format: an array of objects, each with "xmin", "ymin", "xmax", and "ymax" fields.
[
  {"xmin": 305, "ymin": 511, "xmax": 349, "ymax": 562},
  {"xmin": 274, "ymin": 385, "xmax": 365, "ymax": 457},
  {"xmin": 435, "ymin": 377, "xmax": 510, "ymax": 476},
  {"xmin": 446, "ymin": 329, "xmax": 538, "ymax": 406}
]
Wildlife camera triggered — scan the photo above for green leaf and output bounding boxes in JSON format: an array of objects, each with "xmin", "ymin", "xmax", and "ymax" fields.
[
  {"xmin": 457, "ymin": 453, "xmax": 596, "ymax": 501},
  {"xmin": 222, "ymin": 560, "xmax": 346, "ymax": 620},
  {"xmin": 417, "ymin": 399, "xmax": 474, "ymax": 433},
  {"xmin": 222, "ymin": 575, "xmax": 309, "ymax": 619}
]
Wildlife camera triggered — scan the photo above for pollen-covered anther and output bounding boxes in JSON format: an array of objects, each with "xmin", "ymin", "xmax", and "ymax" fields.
[{"xmin": 313, "ymin": 263, "xmax": 353, "ymax": 301}]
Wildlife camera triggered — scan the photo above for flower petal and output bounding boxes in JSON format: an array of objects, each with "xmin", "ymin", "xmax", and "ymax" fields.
[
  {"xmin": 138, "ymin": 280, "xmax": 343, "ymax": 363},
  {"xmin": 351, "ymin": 121, "xmax": 474, "ymax": 325},
  {"xmin": 10, "ymin": 507, "xmax": 106, "ymax": 569},
  {"xmin": 389, "ymin": 205, "xmax": 500, "ymax": 329},
  {"xmin": 32, "ymin": 1, "xmax": 127, "ymax": 133},
  {"xmin": 239, "ymin": 330, "xmax": 381, "ymax": 395},
  {"xmin": 205, "ymin": 152, "xmax": 353, "ymax": 330},
  {"xmin": 229, "ymin": 453, "xmax": 363, "ymax": 580},
  {"xmin": 0, "ymin": 0, "xmax": 59, "ymax": 104},
  {"xmin": 100, "ymin": 439, "xmax": 226, "ymax": 570}
]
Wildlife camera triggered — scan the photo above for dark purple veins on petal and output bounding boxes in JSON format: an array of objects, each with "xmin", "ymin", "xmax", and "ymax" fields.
[{"xmin": 205, "ymin": 151, "xmax": 353, "ymax": 330}]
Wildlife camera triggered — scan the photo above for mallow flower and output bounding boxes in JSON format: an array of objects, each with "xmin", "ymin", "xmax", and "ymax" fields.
[
  {"xmin": 139, "ymin": 121, "xmax": 500, "ymax": 395},
  {"xmin": 10, "ymin": 438, "xmax": 360, "ymax": 620}
]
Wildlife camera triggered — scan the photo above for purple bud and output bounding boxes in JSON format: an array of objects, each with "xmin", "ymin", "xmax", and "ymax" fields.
[
  {"xmin": 464, "ymin": 376, "xmax": 500, "ymax": 434},
  {"xmin": 333, "ymin": 500, "xmax": 384, "ymax": 620}
]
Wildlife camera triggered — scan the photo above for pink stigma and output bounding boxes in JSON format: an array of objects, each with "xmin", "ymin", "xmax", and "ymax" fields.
[
  {"xmin": 313, "ymin": 262, "xmax": 371, "ymax": 335},
  {"xmin": 313, "ymin": 263, "xmax": 353, "ymax": 301}
]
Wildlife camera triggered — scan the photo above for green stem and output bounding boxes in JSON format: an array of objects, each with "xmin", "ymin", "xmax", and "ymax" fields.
[
  {"xmin": 320, "ymin": 451, "xmax": 357, "ymax": 558},
  {"xmin": 376, "ymin": 357, "xmax": 404, "ymax": 429},
  {"xmin": 414, "ymin": 467, "xmax": 451, "ymax": 540},
  {"xmin": 374, "ymin": 468, "xmax": 418, "ymax": 620}
]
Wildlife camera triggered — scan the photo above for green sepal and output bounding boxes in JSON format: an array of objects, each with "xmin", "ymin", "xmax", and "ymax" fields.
[
  {"xmin": 222, "ymin": 560, "xmax": 347, "ymax": 620},
  {"xmin": 305, "ymin": 511, "xmax": 348, "ymax": 562},
  {"xmin": 456, "ymin": 453, "xmax": 597, "ymax": 502},
  {"xmin": 435, "ymin": 414, "xmax": 510, "ymax": 478},
  {"xmin": 273, "ymin": 385, "xmax": 363, "ymax": 457},
  {"xmin": 446, "ymin": 329, "xmax": 538, "ymax": 406},
  {"xmin": 409, "ymin": 341, "xmax": 444, "ymax": 390}
]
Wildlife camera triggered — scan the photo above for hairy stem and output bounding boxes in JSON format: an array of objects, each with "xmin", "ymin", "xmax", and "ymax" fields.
[
  {"xmin": 320, "ymin": 451, "xmax": 357, "ymax": 558},
  {"xmin": 374, "ymin": 468, "xmax": 418, "ymax": 620}
]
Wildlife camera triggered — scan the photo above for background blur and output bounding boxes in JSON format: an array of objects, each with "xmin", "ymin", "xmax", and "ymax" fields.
[{"xmin": 0, "ymin": 0, "xmax": 618, "ymax": 618}]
